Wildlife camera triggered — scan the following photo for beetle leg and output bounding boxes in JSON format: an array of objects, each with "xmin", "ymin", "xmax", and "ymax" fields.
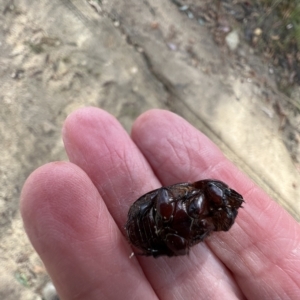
[{"xmin": 156, "ymin": 188, "xmax": 175, "ymax": 222}]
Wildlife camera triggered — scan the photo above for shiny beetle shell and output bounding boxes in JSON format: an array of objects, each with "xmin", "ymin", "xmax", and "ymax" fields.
[{"xmin": 125, "ymin": 179, "xmax": 244, "ymax": 257}]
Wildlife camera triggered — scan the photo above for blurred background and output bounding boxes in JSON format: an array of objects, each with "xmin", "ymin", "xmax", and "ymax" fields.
[{"xmin": 0, "ymin": 0, "xmax": 299, "ymax": 299}]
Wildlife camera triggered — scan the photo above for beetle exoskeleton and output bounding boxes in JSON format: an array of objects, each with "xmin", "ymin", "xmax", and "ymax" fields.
[{"xmin": 125, "ymin": 179, "xmax": 244, "ymax": 257}]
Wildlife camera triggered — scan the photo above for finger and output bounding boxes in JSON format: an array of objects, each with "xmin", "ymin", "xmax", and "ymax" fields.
[
  {"xmin": 62, "ymin": 107, "xmax": 160, "ymax": 228},
  {"xmin": 63, "ymin": 107, "xmax": 244, "ymax": 299},
  {"xmin": 20, "ymin": 162, "xmax": 157, "ymax": 300},
  {"xmin": 131, "ymin": 109, "xmax": 300, "ymax": 299}
]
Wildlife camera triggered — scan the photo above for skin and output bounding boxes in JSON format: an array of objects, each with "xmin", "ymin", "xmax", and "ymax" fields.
[{"xmin": 21, "ymin": 108, "xmax": 300, "ymax": 300}]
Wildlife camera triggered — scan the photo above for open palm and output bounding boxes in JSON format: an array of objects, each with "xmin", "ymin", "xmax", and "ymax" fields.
[{"xmin": 21, "ymin": 108, "xmax": 300, "ymax": 299}]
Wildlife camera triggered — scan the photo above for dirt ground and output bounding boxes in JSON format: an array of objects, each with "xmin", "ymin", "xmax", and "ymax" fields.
[{"xmin": 0, "ymin": 1, "xmax": 299, "ymax": 299}]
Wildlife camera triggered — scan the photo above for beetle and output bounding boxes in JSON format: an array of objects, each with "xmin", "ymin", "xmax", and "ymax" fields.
[{"xmin": 125, "ymin": 179, "xmax": 244, "ymax": 257}]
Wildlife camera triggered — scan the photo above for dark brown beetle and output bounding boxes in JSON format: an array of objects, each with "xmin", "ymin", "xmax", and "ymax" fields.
[{"xmin": 125, "ymin": 179, "xmax": 244, "ymax": 257}]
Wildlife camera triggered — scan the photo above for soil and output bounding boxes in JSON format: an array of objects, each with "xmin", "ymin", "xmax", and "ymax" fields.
[{"xmin": 0, "ymin": 1, "xmax": 299, "ymax": 299}]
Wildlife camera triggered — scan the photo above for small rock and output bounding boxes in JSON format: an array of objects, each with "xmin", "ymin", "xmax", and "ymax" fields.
[
  {"xmin": 167, "ymin": 43, "xmax": 177, "ymax": 51},
  {"xmin": 225, "ymin": 30, "xmax": 239, "ymax": 51},
  {"xmin": 42, "ymin": 121, "xmax": 56, "ymax": 134},
  {"xmin": 254, "ymin": 28, "xmax": 262, "ymax": 36},
  {"xmin": 42, "ymin": 282, "xmax": 60, "ymax": 300}
]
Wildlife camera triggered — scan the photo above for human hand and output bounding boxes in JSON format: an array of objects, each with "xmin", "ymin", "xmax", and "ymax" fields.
[{"xmin": 21, "ymin": 108, "xmax": 300, "ymax": 299}]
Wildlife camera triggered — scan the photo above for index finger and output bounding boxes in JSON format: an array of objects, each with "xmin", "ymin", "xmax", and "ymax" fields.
[{"xmin": 131, "ymin": 109, "xmax": 300, "ymax": 300}]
